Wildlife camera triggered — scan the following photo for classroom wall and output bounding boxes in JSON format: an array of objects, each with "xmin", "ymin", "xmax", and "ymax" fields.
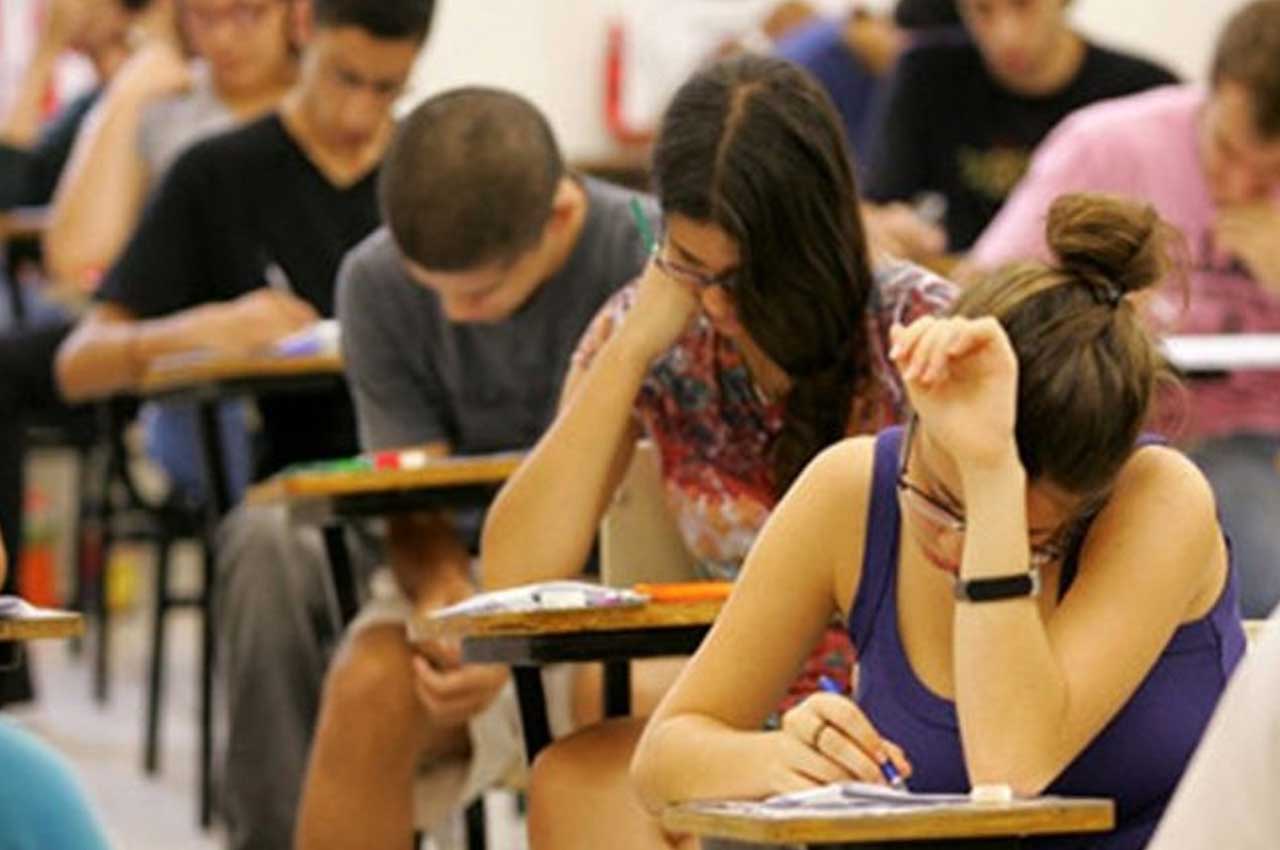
[{"xmin": 404, "ymin": 0, "xmax": 1257, "ymax": 162}]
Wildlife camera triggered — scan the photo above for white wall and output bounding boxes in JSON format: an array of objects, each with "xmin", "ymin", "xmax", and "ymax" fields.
[
  {"xmin": 1072, "ymin": 0, "xmax": 1255, "ymax": 80},
  {"xmin": 403, "ymin": 0, "xmax": 1258, "ymax": 160}
]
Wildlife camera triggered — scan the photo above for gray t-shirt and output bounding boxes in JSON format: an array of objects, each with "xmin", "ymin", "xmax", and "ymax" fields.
[
  {"xmin": 138, "ymin": 63, "xmax": 234, "ymax": 177},
  {"xmin": 338, "ymin": 177, "xmax": 656, "ymax": 454}
]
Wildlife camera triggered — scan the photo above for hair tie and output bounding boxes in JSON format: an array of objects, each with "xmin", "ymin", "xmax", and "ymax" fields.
[{"xmin": 1095, "ymin": 281, "xmax": 1124, "ymax": 310}]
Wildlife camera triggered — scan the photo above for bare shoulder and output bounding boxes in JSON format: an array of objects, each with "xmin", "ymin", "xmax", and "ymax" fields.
[
  {"xmin": 786, "ymin": 437, "xmax": 879, "ymax": 612},
  {"xmin": 1089, "ymin": 444, "xmax": 1224, "ymax": 608},
  {"xmin": 1115, "ymin": 444, "xmax": 1217, "ymax": 521}
]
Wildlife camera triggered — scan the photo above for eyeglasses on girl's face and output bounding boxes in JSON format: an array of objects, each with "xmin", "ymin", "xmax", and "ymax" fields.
[{"xmin": 895, "ymin": 416, "xmax": 1077, "ymax": 569}]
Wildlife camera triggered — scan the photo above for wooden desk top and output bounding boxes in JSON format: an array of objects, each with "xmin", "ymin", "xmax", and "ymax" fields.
[
  {"xmin": 0, "ymin": 206, "xmax": 50, "ymax": 241},
  {"xmin": 0, "ymin": 609, "xmax": 85, "ymax": 641},
  {"xmin": 414, "ymin": 598, "xmax": 723, "ymax": 642},
  {"xmin": 139, "ymin": 351, "xmax": 342, "ymax": 396},
  {"xmin": 663, "ymin": 795, "xmax": 1114, "ymax": 846},
  {"xmin": 247, "ymin": 451, "xmax": 525, "ymax": 507}
]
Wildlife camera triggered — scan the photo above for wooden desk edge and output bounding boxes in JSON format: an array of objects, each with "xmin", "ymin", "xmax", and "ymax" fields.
[
  {"xmin": 245, "ymin": 455, "xmax": 525, "ymax": 506},
  {"xmin": 414, "ymin": 599, "xmax": 724, "ymax": 641},
  {"xmin": 0, "ymin": 613, "xmax": 85, "ymax": 641},
  {"xmin": 661, "ymin": 797, "xmax": 1115, "ymax": 844},
  {"xmin": 139, "ymin": 354, "xmax": 343, "ymax": 395}
]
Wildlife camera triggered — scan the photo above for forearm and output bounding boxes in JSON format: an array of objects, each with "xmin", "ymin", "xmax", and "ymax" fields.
[
  {"xmin": 633, "ymin": 714, "xmax": 780, "ymax": 814},
  {"xmin": 388, "ymin": 512, "xmax": 472, "ymax": 605},
  {"xmin": 953, "ymin": 454, "xmax": 1067, "ymax": 792},
  {"xmin": 480, "ymin": 333, "xmax": 650, "ymax": 589},
  {"xmin": 44, "ymin": 88, "xmax": 151, "ymax": 285},
  {"xmin": 56, "ymin": 305, "xmax": 223, "ymax": 401},
  {"xmin": 0, "ymin": 47, "xmax": 60, "ymax": 148}
]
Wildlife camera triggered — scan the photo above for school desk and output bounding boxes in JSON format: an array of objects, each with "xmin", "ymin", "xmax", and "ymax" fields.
[
  {"xmin": 413, "ymin": 597, "xmax": 722, "ymax": 762},
  {"xmin": 139, "ymin": 347, "xmax": 342, "ymax": 826},
  {"xmin": 0, "ymin": 206, "xmax": 49, "ymax": 241},
  {"xmin": 0, "ymin": 606, "xmax": 84, "ymax": 642},
  {"xmin": 663, "ymin": 794, "xmax": 1114, "ymax": 848},
  {"xmin": 245, "ymin": 451, "xmax": 525, "ymax": 626}
]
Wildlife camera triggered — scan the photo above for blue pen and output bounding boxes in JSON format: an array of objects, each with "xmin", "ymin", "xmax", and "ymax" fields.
[{"xmin": 817, "ymin": 675, "xmax": 907, "ymax": 790}]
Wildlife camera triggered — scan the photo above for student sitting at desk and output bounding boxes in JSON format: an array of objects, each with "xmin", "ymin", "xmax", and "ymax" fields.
[
  {"xmin": 630, "ymin": 194, "xmax": 1246, "ymax": 850},
  {"xmin": 970, "ymin": 0, "xmax": 1280, "ymax": 619},
  {"xmin": 53, "ymin": 3, "xmax": 433, "ymax": 848},
  {"xmin": 292, "ymin": 89, "xmax": 655, "ymax": 849},
  {"xmin": 0, "ymin": 0, "xmax": 302, "ymax": 707},
  {"xmin": 479, "ymin": 53, "xmax": 953, "ymax": 849},
  {"xmin": 861, "ymin": 0, "xmax": 1175, "ymax": 262},
  {"xmin": 0, "ymin": 0, "xmax": 146, "ymax": 216}
]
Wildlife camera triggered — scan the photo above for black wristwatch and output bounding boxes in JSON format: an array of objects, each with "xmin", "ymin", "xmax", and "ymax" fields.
[{"xmin": 953, "ymin": 568, "xmax": 1041, "ymax": 603}]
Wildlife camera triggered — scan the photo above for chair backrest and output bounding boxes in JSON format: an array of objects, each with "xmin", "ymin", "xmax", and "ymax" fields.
[{"xmin": 600, "ymin": 440, "xmax": 699, "ymax": 588}]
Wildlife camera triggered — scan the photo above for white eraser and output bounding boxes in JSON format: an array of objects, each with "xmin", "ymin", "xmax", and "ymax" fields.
[{"xmin": 970, "ymin": 784, "xmax": 1014, "ymax": 804}]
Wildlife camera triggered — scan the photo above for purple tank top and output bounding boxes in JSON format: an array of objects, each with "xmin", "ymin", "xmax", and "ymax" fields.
[{"xmin": 847, "ymin": 427, "xmax": 1246, "ymax": 850}]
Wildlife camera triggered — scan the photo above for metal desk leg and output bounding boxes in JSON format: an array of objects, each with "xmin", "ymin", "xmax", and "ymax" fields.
[
  {"xmin": 321, "ymin": 525, "xmax": 360, "ymax": 627},
  {"xmin": 603, "ymin": 659, "xmax": 631, "ymax": 717},
  {"xmin": 195, "ymin": 399, "xmax": 232, "ymax": 829},
  {"xmin": 513, "ymin": 667, "xmax": 552, "ymax": 763}
]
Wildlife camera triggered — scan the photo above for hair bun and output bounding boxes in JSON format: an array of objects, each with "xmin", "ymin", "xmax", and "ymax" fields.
[{"xmin": 1045, "ymin": 192, "xmax": 1170, "ymax": 300}]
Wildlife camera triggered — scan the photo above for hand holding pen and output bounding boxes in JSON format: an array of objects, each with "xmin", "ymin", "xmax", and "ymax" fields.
[
  {"xmin": 817, "ymin": 675, "xmax": 909, "ymax": 789},
  {"xmin": 774, "ymin": 673, "xmax": 912, "ymax": 792}
]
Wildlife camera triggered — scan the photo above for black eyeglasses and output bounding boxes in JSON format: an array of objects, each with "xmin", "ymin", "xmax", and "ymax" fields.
[
  {"xmin": 896, "ymin": 416, "xmax": 1080, "ymax": 569},
  {"xmin": 651, "ymin": 240, "xmax": 738, "ymax": 292}
]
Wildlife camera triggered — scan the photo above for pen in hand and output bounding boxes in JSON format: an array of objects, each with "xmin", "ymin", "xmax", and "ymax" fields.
[{"xmin": 817, "ymin": 674, "xmax": 907, "ymax": 790}]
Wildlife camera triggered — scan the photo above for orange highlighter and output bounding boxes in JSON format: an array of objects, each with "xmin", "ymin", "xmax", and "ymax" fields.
[{"xmin": 633, "ymin": 582, "xmax": 733, "ymax": 603}]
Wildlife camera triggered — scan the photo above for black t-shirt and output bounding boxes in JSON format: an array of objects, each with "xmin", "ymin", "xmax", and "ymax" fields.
[
  {"xmin": 864, "ymin": 38, "xmax": 1177, "ymax": 251},
  {"xmin": 99, "ymin": 114, "xmax": 377, "ymax": 477},
  {"xmin": 0, "ymin": 89, "xmax": 100, "ymax": 210}
]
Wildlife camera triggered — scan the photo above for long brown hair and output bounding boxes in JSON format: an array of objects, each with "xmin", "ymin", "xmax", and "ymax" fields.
[
  {"xmin": 652, "ymin": 54, "xmax": 876, "ymax": 492},
  {"xmin": 953, "ymin": 193, "xmax": 1179, "ymax": 496}
]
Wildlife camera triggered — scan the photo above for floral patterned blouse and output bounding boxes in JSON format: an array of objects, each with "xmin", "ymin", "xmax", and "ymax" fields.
[{"xmin": 572, "ymin": 258, "xmax": 955, "ymax": 698}]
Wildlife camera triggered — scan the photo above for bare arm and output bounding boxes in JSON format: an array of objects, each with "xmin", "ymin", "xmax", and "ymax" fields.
[
  {"xmin": 632, "ymin": 439, "xmax": 873, "ymax": 810},
  {"xmin": 892, "ymin": 316, "xmax": 1226, "ymax": 794},
  {"xmin": 954, "ymin": 446, "xmax": 1222, "ymax": 793},
  {"xmin": 0, "ymin": 42, "xmax": 63, "ymax": 149},
  {"xmin": 481, "ymin": 264, "xmax": 699, "ymax": 590},
  {"xmin": 43, "ymin": 40, "xmax": 191, "ymax": 286},
  {"xmin": 56, "ymin": 289, "xmax": 317, "ymax": 401}
]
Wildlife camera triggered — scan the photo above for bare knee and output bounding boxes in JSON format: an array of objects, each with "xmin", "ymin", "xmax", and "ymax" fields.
[
  {"xmin": 528, "ymin": 718, "xmax": 654, "ymax": 849},
  {"xmin": 322, "ymin": 625, "xmax": 419, "ymax": 725}
]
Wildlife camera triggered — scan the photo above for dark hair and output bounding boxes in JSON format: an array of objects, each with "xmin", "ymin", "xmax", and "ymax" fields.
[
  {"xmin": 653, "ymin": 54, "xmax": 875, "ymax": 492},
  {"xmin": 893, "ymin": 0, "xmax": 961, "ymax": 29},
  {"xmin": 953, "ymin": 193, "xmax": 1178, "ymax": 496},
  {"xmin": 1210, "ymin": 0, "xmax": 1280, "ymax": 139},
  {"xmin": 313, "ymin": 0, "xmax": 435, "ymax": 40},
  {"xmin": 380, "ymin": 87, "xmax": 565, "ymax": 271}
]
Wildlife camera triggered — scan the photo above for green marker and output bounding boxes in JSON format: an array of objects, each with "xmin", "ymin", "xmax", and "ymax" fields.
[{"xmin": 629, "ymin": 197, "xmax": 656, "ymax": 255}]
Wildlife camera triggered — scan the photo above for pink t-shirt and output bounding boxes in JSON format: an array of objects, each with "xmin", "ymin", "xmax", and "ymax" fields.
[{"xmin": 971, "ymin": 84, "xmax": 1280, "ymax": 443}]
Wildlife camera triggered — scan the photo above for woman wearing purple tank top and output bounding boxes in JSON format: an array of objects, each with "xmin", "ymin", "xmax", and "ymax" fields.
[{"xmin": 634, "ymin": 192, "xmax": 1246, "ymax": 850}]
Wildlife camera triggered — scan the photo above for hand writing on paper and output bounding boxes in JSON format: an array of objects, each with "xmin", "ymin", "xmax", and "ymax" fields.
[
  {"xmin": 766, "ymin": 693, "xmax": 912, "ymax": 795},
  {"xmin": 203, "ymin": 289, "xmax": 318, "ymax": 357},
  {"xmin": 1215, "ymin": 203, "xmax": 1280, "ymax": 295}
]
